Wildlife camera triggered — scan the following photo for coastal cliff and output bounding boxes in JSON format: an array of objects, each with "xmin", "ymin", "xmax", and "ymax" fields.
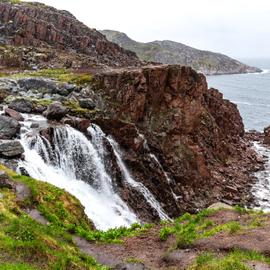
[{"xmin": 101, "ymin": 30, "xmax": 262, "ymax": 75}]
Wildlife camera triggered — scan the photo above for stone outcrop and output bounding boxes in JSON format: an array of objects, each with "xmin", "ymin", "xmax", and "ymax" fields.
[
  {"xmin": 91, "ymin": 64, "xmax": 259, "ymax": 214},
  {"xmin": 0, "ymin": 140, "xmax": 24, "ymax": 158},
  {"xmin": 0, "ymin": 115, "xmax": 20, "ymax": 139},
  {"xmin": 8, "ymin": 98, "xmax": 34, "ymax": 113},
  {"xmin": 0, "ymin": 170, "xmax": 15, "ymax": 189},
  {"xmin": 0, "ymin": 2, "xmax": 140, "ymax": 68},
  {"xmin": 43, "ymin": 101, "xmax": 67, "ymax": 120}
]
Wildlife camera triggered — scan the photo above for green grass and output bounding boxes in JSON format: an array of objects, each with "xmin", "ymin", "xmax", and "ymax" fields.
[
  {"xmin": 0, "ymin": 164, "xmax": 152, "ymax": 246},
  {"xmin": 189, "ymin": 250, "xmax": 270, "ymax": 270},
  {"xmin": 75, "ymin": 223, "xmax": 152, "ymax": 244},
  {"xmin": 159, "ymin": 207, "xmax": 266, "ymax": 250},
  {"xmin": 0, "ymin": 263, "xmax": 37, "ymax": 270},
  {"xmin": 15, "ymin": 69, "xmax": 93, "ymax": 86},
  {"xmin": 63, "ymin": 100, "xmax": 97, "ymax": 118},
  {"xmin": 0, "ymin": 0, "xmax": 21, "ymax": 4},
  {"xmin": 0, "ymin": 166, "xmax": 108, "ymax": 269}
]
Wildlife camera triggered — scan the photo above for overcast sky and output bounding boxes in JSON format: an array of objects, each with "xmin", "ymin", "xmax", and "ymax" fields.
[{"xmin": 29, "ymin": 0, "xmax": 270, "ymax": 58}]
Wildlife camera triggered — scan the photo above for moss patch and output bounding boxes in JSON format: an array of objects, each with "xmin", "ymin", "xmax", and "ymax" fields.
[{"xmin": 11, "ymin": 69, "xmax": 93, "ymax": 86}]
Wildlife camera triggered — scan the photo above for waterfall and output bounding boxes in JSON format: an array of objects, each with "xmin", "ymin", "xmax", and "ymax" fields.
[
  {"xmin": 137, "ymin": 130, "xmax": 182, "ymax": 203},
  {"xmin": 105, "ymin": 138, "xmax": 169, "ymax": 220},
  {"xmin": 89, "ymin": 124, "xmax": 170, "ymax": 220},
  {"xmin": 19, "ymin": 124, "xmax": 138, "ymax": 230}
]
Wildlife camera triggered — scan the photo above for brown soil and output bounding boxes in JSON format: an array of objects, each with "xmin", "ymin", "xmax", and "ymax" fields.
[{"xmin": 74, "ymin": 210, "xmax": 270, "ymax": 269}]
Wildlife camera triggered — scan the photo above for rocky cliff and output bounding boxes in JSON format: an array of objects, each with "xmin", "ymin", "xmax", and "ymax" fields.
[
  {"xmin": 0, "ymin": 1, "xmax": 140, "ymax": 69},
  {"xmin": 91, "ymin": 65, "xmax": 259, "ymax": 213},
  {"xmin": 101, "ymin": 30, "xmax": 262, "ymax": 75}
]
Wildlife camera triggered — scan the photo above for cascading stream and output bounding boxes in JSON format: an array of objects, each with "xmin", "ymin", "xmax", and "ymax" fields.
[
  {"xmin": 252, "ymin": 142, "xmax": 270, "ymax": 211},
  {"xmin": 19, "ymin": 122, "xmax": 138, "ymax": 230},
  {"xmin": 88, "ymin": 124, "xmax": 170, "ymax": 220},
  {"xmin": 107, "ymin": 137, "xmax": 170, "ymax": 220}
]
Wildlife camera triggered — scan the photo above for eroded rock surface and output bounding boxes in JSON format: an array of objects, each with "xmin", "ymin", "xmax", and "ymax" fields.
[{"xmin": 92, "ymin": 65, "xmax": 259, "ymax": 215}]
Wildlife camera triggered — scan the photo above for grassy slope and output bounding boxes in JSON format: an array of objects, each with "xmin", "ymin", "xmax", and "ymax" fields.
[{"xmin": 0, "ymin": 165, "xmax": 152, "ymax": 269}]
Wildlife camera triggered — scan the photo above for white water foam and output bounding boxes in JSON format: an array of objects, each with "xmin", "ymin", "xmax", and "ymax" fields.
[
  {"xmin": 88, "ymin": 124, "xmax": 170, "ymax": 220},
  {"xmin": 252, "ymin": 142, "xmax": 270, "ymax": 211},
  {"xmin": 19, "ymin": 124, "xmax": 138, "ymax": 230}
]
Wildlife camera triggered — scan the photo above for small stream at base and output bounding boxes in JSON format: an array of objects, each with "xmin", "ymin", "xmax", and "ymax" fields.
[{"xmin": 252, "ymin": 142, "xmax": 270, "ymax": 211}]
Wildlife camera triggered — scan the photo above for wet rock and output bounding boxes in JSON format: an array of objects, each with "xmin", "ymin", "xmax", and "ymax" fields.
[
  {"xmin": 8, "ymin": 98, "xmax": 34, "ymax": 113},
  {"xmin": 113, "ymin": 263, "xmax": 149, "ymax": 270},
  {"xmin": 0, "ymin": 140, "xmax": 24, "ymax": 158},
  {"xmin": 61, "ymin": 116, "xmax": 91, "ymax": 132},
  {"xmin": 263, "ymin": 126, "xmax": 270, "ymax": 145},
  {"xmin": 4, "ymin": 107, "xmax": 24, "ymax": 121},
  {"xmin": 43, "ymin": 101, "xmax": 67, "ymax": 120},
  {"xmin": 0, "ymin": 115, "xmax": 20, "ymax": 139},
  {"xmin": 0, "ymin": 170, "xmax": 15, "ymax": 189},
  {"xmin": 30, "ymin": 123, "xmax": 39, "ymax": 129},
  {"xmin": 78, "ymin": 98, "xmax": 96, "ymax": 110}
]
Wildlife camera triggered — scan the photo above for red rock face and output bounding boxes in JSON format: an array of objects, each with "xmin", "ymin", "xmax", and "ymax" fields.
[
  {"xmin": 0, "ymin": 2, "xmax": 140, "ymax": 67},
  {"xmin": 93, "ymin": 65, "xmax": 258, "ymax": 215}
]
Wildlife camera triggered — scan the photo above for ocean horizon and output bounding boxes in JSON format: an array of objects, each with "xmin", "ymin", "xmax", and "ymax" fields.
[{"xmin": 207, "ymin": 58, "xmax": 270, "ymax": 131}]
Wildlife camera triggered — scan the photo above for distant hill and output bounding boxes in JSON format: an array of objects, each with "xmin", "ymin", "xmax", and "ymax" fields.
[{"xmin": 101, "ymin": 30, "xmax": 261, "ymax": 75}]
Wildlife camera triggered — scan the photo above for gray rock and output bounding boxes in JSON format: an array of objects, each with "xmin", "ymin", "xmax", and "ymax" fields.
[
  {"xmin": 0, "ymin": 140, "xmax": 24, "ymax": 157},
  {"xmin": 27, "ymin": 209, "xmax": 49, "ymax": 225},
  {"xmin": 0, "ymin": 170, "xmax": 15, "ymax": 189},
  {"xmin": 15, "ymin": 183, "xmax": 31, "ymax": 201},
  {"xmin": 43, "ymin": 101, "xmax": 67, "ymax": 120},
  {"xmin": 78, "ymin": 98, "xmax": 96, "ymax": 110},
  {"xmin": 0, "ymin": 78, "xmax": 18, "ymax": 93},
  {"xmin": 0, "ymin": 115, "xmax": 20, "ymax": 139},
  {"xmin": 8, "ymin": 98, "xmax": 34, "ymax": 113},
  {"xmin": 17, "ymin": 78, "xmax": 57, "ymax": 93},
  {"xmin": 113, "ymin": 263, "xmax": 149, "ymax": 270},
  {"xmin": 30, "ymin": 123, "xmax": 39, "ymax": 129}
]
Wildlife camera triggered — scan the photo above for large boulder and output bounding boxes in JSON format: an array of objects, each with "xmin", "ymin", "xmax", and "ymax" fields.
[
  {"xmin": 8, "ymin": 98, "xmax": 34, "ymax": 113},
  {"xmin": 0, "ymin": 115, "xmax": 20, "ymax": 139},
  {"xmin": 61, "ymin": 116, "xmax": 91, "ymax": 132},
  {"xmin": 0, "ymin": 140, "xmax": 24, "ymax": 158},
  {"xmin": 0, "ymin": 170, "xmax": 15, "ymax": 189},
  {"xmin": 4, "ymin": 107, "xmax": 24, "ymax": 121},
  {"xmin": 43, "ymin": 102, "xmax": 67, "ymax": 120},
  {"xmin": 78, "ymin": 98, "xmax": 96, "ymax": 110}
]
